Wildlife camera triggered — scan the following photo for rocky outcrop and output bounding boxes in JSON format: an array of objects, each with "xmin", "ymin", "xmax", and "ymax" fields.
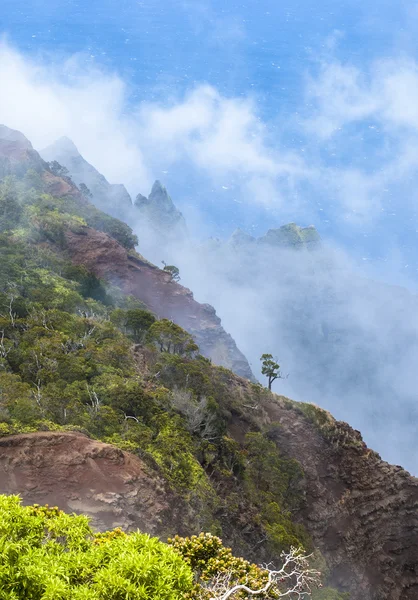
[
  {"xmin": 257, "ymin": 396, "xmax": 418, "ymax": 600},
  {"xmin": 134, "ymin": 180, "xmax": 187, "ymax": 239},
  {"xmin": 2, "ymin": 391, "xmax": 418, "ymax": 600},
  {"xmin": 0, "ymin": 431, "xmax": 175, "ymax": 534},
  {"xmin": 64, "ymin": 225, "xmax": 254, "ymax": 379},
  {"xmin": 0, "ymin": 124, "xmax": 45, "ymax": 177}
]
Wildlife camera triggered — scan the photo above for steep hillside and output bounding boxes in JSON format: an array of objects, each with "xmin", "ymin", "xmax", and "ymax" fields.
[
  {"xmin": 63, "ymin": 225, "xmax": 252, "ymax": 379},
  {"xmin": 1, "ymin": 373, "xmax": 418, "ymax": 600},
  {"xmin": 118, "ymin": 178, "xmax": 418, "ymax": 471},
  {"xmin": 1, "ymin": 124, "xmax": 418, "ymax": 600},
  {"xmin": 41, "ymin": 136, "xmax": 133, "ymax": 221},
  {"xmin": 0, "ymin": 125, "xmax": 253, "ymax": 380}
]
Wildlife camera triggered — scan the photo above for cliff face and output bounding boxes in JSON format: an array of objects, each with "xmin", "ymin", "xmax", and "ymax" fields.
[
  {"xmin": 0, "ymin": 431, "xmax": 182, "ymax": 536},
  {"xmin": 64, "ymin": 226, "xmax": 254, "ymax": 379},
  {"xmin": 257, "ymin": 397, "xmax": 418, "ymax": 600}
]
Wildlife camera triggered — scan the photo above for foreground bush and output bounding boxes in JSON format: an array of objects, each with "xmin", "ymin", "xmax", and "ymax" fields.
[{"xmin": 0, "ymin": 495, "xmax": 193, "ymax": 599}]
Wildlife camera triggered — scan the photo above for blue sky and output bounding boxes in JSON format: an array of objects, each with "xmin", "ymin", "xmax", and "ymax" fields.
[{"xmin": 3, "ymin": 0, "xmax": 418, "ymax": 281}]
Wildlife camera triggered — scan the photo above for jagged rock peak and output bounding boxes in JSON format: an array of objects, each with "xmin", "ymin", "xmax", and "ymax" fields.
[
  {"xmin": 149, "ymin": 180, "xmax": 174, "ymax": 207},
  {"xmin": 134, "ymin": 181, "xmax": 176, "ymax": 210},
  {"xmin": 134, "ymin": 180, "xmax": 187, "ymax": 235},
  {"xmin": 46, "ymin": 136, "xmax": 81, "ymax": 156},
  {"xmin": 0, "ymin": 124, "xmax": 33, "ymax": 149}
]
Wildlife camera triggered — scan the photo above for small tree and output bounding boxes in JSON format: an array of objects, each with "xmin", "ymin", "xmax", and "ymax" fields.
[
  {"xmin": 148, "ymin": 319, "xmax": 198, "ymax": 356},
  {"xmin": 162, "ymin": 261, "xmax": 181, "ymax": 282},
  {"xmin": 110, "ymin": 308, "xmax": 156, "ymax": 343},
  {"xmin": 261, "ymin": 353, "xmax": 284, "ymax": 390}
]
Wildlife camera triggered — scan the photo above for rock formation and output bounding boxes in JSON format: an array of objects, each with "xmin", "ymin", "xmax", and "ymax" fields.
[{"xmin": 134, "ymin": 179, "xmax": 188, "ymax": 240}]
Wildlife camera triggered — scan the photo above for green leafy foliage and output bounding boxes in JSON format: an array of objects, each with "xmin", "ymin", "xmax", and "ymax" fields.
[
  {"xmin": 0, "ymin": 495, "xmax": 194, "ymax": 599},
  {"xmin": 169, "ymin": 532, "xmax": 276, "ymax": 599},
  {"xmin": 260, "ymin": 354, "xmax": 284, "ymax": 390},
  {"xmin": 148, "ymin": 319, "xmax": 198, "ymax": 355},
  {"xmin": 110, "ymin": 307, "xmax": 156, "ymax": 342},
  {"xmin": 162, "ymin": 261, "xmax": 181, "ymax": 282},
  {"xmin": 243, "ymin": 432, "xmax": 310, "ymax": 553}
]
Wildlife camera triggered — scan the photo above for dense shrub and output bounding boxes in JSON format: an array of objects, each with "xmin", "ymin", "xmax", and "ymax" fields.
[{"xmin": 0, "ymin": 495, "xmax": 194, "ymax": 599}]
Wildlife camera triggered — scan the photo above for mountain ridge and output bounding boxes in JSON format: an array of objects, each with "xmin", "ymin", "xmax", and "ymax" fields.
[{"xmin": 1, "ymin": 123, "xmax": 418, "ymax": 599}]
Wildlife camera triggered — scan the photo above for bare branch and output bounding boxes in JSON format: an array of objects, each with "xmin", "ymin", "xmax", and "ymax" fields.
[
  {"xmin": 86, "ymin": 384, "xmax": 101, "ymax": 414},
  {"xmin": 0, "ymin": 330, "xmax": 12, "ymax": 359},
  {"xmin": 124, "ymin": 414, "xmax": 139, "ymax": 423},
  {"xmin": 200, "ymin": 547, "xmax": 321, "ymax": 600}
]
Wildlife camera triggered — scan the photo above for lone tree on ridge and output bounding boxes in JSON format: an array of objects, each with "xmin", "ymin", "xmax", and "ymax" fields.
[{"xmin": 260, "ymin": 353, "xmax": 285, "ymax": 390}]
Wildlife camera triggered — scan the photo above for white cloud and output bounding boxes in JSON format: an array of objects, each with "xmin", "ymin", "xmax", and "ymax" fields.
[
  {"xmin": 0, "ymin": 39, "xmax": 151, "ymax": 192},
  {"xmin": 0, "ymin": 39, "xmax": 307, "ymax": 209},
  {"xmin": 304, "ymin": 62, "xmax": 378, "ymax": 139},
  {"xmin": 136, "ymin": 85, "xmax": 308, "ymax": 205},
  {"xmin": 301, "ymin": 56, "xmax": 418, "ymax": 220},
  {"xmin": 305, "ymin": 56, "xmax": 418, "ymax": 137},
  {"xmin": 4, "ymin": 36, "xmax": 418, "ymax": 228}
]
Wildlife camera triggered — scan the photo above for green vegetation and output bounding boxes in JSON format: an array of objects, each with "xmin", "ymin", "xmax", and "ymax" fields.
[
  {"xmin": 0, "ymin": 165, "xmax": 346, "ymax": 598},
  {"xmin": 148, "ymin": 319, "xmax": 198, "ymax": 355},
  {"xmin": 0, "ymin": 185, "xmax": 307, "ymax": 557},
  {"xmin": 0, "ymin": 495, "xmax": 194, "ymax": 599},
  {"xmin": 0, "ymin": 498, "xmax": 342, "ymax": 600},
  {"xmin": 261, "ymin": 223, "xmax": 320, "ymax": 250},
  {"xmin": 0, "ymin": 175, "xmax": 138, "ymax": 249},
  {"xmin": 169, "ymin": 532, "xmax": 278, "ymax": 599}
]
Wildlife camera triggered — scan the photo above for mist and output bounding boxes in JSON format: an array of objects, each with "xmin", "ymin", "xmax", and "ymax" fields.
[
  {"xmin": 132, "ymin": 224, "xmax": 418, "ymax": 474},
  {"xmin": 2, "ymin": 38, "xmax": 418, "ymax": 473}
]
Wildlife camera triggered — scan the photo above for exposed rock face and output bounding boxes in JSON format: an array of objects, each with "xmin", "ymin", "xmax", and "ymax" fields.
[
  {"xmin": 258, "ymin": 397, "xmax": 418, "ymax": 600},
  {"xmin": 0, "ymin": 431, "xmax": 174, "ymax": 534},
  {"xmin": 41, "ymin": 137, "xmax": 133, "ymax": 220},
  {"xmin": 134, "ymin": 180, "xmax": 187, "ymax": 239},
  {"xmin": 0, "ymin": 125, "xmax": 85, "ymax": 199},
  {"xmin": 0, "ymin": 124, "xmax": 45, "ymax": 177},
  {"xmin": 64, "ymin": 226, "xmax": 254, "ymax": 380}
]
